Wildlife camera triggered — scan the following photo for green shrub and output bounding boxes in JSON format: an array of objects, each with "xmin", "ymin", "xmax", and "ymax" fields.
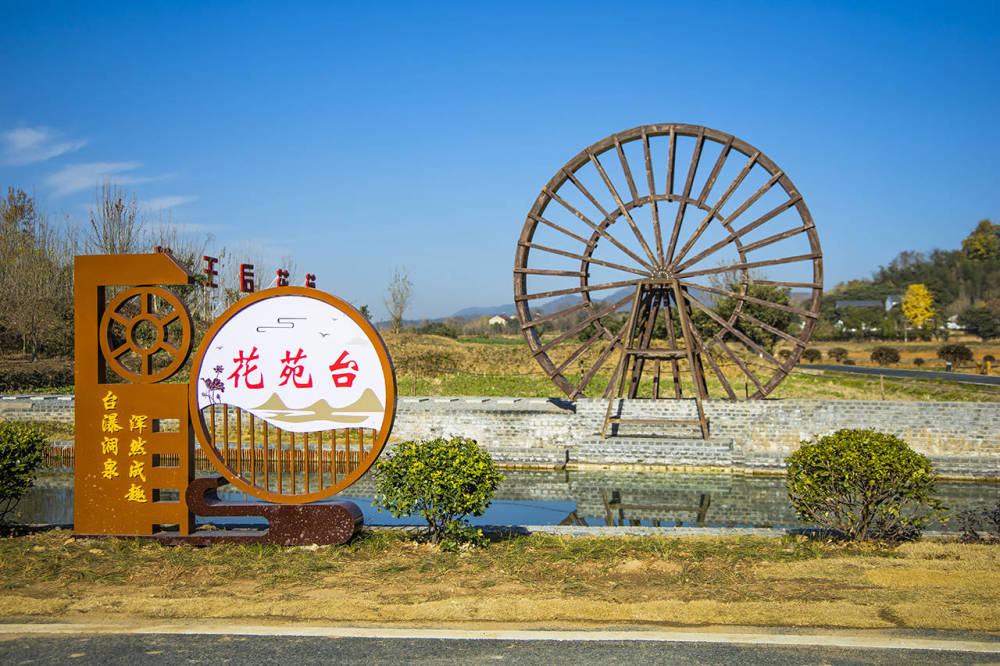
[
  {"xmin": 0, "ymin": 422, "xmax": 47, "ymax": 524},
  {"xmin": 801, "ymin": 348, "xmax": 822, "ymax": 363},
  {"xmin": 786, "ymin": 429, "xmax": 945, "ymax": 541},
  {"xmin": 870, "ymin": 346, "xmax": 900, "ymax": 365},
  {"xmin": 827, "ymin": 347, "xmax": 849, "ymax": 363},
  {"xmin": 937, "ymin": 344, "xmax": 973, "ymax": 366},
  {"xmin": 373, "ymin": 436, "xmax": 504, "ymax": 549},
  {"xmin": 913, "ymin": 357, "xmax": 925, "ymax": 366}
]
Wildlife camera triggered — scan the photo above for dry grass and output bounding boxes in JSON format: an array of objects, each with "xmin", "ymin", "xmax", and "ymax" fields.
[
  {"xmin": 1, "ymin": 530, "xmax": 998, "ymax": 631},
  {"xmin": 381, "ymin": 333, "xmax": 1000, "ymax": 401}
]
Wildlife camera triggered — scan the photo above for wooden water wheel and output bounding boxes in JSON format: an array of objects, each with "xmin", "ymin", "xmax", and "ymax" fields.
[{"xmin": 513, "ymin": 124, "xmax": 823, "ymax": 403}]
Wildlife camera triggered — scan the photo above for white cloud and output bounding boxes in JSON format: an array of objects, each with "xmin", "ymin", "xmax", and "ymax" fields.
[
  {"xmin": 142, "ymin": 195, "xmax": 199, "ymax": 211},
  {"xmin": 44, "ymin": 161, "xmax": 160, "ymax": 196},
  {"xmin": 2, "ymin": 127, "xmax": 86, "ymax": 165}
]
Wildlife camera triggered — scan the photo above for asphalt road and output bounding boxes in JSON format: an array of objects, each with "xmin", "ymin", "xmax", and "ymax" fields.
[
  {"xmin": 806, "ymin": 363, "xmax": 1000, "ymax": 386},
  {"xmin": 2, "ymin": 631, "xmax": 999, "ymax": 665}
]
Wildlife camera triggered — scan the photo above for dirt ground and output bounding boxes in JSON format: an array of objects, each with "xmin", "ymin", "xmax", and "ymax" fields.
[{"xmin": 1, "ymin": 530, "xmax": 998, "ymax": 633}]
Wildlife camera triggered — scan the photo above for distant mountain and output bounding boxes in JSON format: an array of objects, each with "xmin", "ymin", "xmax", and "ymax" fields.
[
  {"xmin": 451, "ymin": 302, "xmax": 517, "ymax": 318},
  {"xmin": 448, "ymin": 285, "xmax": 718, "ymax": 320}
]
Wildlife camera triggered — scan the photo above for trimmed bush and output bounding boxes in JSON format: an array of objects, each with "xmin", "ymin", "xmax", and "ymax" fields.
[
  {"xmin": 913, "ymin": 357, "xmax": 925, "ymax": 366},
  {"xmin": 801, "ymin": 349, "xmax": 822, "ymax": 363},
  {"xmin": 373, "ymin": 436, "xmax": 503, "ymax": 549},
  {"xmin": 827, "ymin": 347, "xmax": 849, "ymax": 363},
  {"xmin": 870, "ymin": 346, "xmax": 900, "ymax": 366},
  {"xmin": 937, "ymin": 344, "xmax": 973, "ymax": 366},
  {"xmin": 786, "ymin": 429, "xmax": 945, "ymax": 541},
  {"xmin": 0, "ymin": 422, "xmax": 47, "ymax": 524}
]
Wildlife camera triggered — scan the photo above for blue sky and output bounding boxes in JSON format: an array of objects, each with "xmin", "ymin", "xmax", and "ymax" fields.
[{"xmin": 1, "ymin": 1, "xmax": 997, "ymax": 319}]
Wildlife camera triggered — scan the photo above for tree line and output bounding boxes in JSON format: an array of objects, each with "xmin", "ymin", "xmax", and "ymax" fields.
[
  {"xmin": 816, "ymin": 219, "xmax": 1000, "ymax": 341},
  {"xmin": 0, "ymin": 184, "xmax": 310, "ymax": 363}
]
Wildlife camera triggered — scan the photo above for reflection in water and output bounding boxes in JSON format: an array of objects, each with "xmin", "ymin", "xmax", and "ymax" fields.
[{"xmin": 14, "ymin": 470, "xmax": 1000, "ymax": 532}]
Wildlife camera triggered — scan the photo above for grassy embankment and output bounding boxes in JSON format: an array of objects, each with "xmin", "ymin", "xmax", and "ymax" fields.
[
  {"xmin": 0, "ymin": 529, "xmax": 998, "ymax": 631},
  {"xmin": 4, "ymin": 334, "xmax": 1000, "ymax": 419}
]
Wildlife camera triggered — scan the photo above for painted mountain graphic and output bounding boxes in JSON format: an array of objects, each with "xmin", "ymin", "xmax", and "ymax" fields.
[{"xmin": 247, "ymin": 389, "xmax": 384, "ymax": 426}]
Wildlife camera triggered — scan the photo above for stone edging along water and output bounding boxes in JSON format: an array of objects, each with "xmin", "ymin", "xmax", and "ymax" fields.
[{"xmin": 4, "ymin": 394, "xmax": 1000, "ymax": 480}]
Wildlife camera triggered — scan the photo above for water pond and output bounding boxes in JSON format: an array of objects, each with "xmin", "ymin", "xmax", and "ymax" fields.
[{"xmin": 15, "ymin": 469, "xmax": 999, "ymax": 532}]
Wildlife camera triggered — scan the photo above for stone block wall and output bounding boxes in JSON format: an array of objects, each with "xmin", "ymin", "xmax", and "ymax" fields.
[{"xmin": 4, "ymin": 393, "xmax": 999, "ymax": 477}]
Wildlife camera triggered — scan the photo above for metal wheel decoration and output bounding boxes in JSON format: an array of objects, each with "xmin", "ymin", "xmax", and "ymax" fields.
[
  {"xmin": 99, "ymin": 286, "xmax": 193, "ymax": 383},
  {"xmin": 514, "ymin": 124, "xmax": 823, "ymax": 400}
]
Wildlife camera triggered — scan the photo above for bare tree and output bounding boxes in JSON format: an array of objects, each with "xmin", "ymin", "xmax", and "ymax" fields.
[
  {"xmin": 88, "ymin": 182, "xmax": 144, "ymax": 254},
  {"xmin": 384, "ymin": 267, "xmax": 413, "ymax": 334},
  {"xmin": 0, "ymin": 188, "xmax": 74, "ymax": 359}
]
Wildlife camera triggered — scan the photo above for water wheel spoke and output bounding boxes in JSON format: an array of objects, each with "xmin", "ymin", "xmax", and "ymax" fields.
[
  {"xmin": 680, "ymin": 288, "xmax": 783, "ymax": 368},
  {"xmin": 514, "ymin": 267, "xmax": 587, "ymax": 277},
  {"xmin": 586, "ymin": 149, "xmax": 657, "ymax": 267},
  {"xmin": 695, "ymin": 135, "xmax": 733, "ymax": 207},
  {"xmin": 641, "ymin": 130, "xmax": 665, "ymax": 263},
  {"xmin": 518, "ymin": 241, "xmax": 649, "ymax": 277},
  {"xmin": 516, "ymin": 278, "xmax": 642, "ymax": 302},
  {"xmin": 671, "ymin": 152, "xmax": 760, "ymax": 267},
  {"xmin": 679, "ymin": 279, "xmax": 818, "ymax": 319},
  {"xmin": 561, "ymin": 168, "xmax": 610, "ymax": 218},
  {"xmin": 687, "ymin": 326, "xmax": 737, "ymax": 399},
  {"xmin": 739, "ymin": 223, "xmax": 813, "ymax": 254},
  {"xmin": 536, "ymin": 292, "xmax": 635, "ymax": 354},
  {"xmin": 530, "ymin": 213, "xmax": 593, "ymax": 246},
  {"xmin": 577, "ymin": 327, "xmax": 627, "ymax": 398},
  {"xmin": 109, "ymin": 342, "xmax": 130, "ymax": 359},
  {"xmin": 555, "ymin": 328, "xmax": 606, "ymax": 375},
  {"xmin": 751, "ymin": 279, "xmax": 822, "ymax": 289},
  {"xmin": 519, "ymin": 298, "xmax": 592, "ymax": 330},
  {"xmin": 545, "ymin": 188, "xmax": 655, "ymax": 271},
  {"xmin": 666, "ymin": 127, "xmax": 705, "ymax": 262},
  {"xmin": 732, "ymin": 307, "xmax": 803, "ymax": 348},
  {"xmin": 110, "ymin": 312, "xmax": 130, "ymax": 328},
  {"xmin": 726, "ymin": 169, "xmax": 785, "ymax": 221},
  {"xmin": 674, "ymin": 191, "xmax": 799, "ymax": 273},
  {"xmin": 665, "ymin": 126, "xmax": 676, "ymax": 197},
  {"xmin": 715, "ymin": 337, "xmax": 766, "ymax": 392},
  {"xmin": 614, "ymin": 138, "xmax": 640, "ymax": 203},
  {"xmin": 160, "ymin": 311, "xmax": 180, "ymax": 327},
  {"xmin": 676, "ymin": 253, "xmax": 820, "ymax": 283}
]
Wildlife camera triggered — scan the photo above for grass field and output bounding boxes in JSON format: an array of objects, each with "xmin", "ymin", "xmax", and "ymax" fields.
[
  {"xmin": 1, "ymin": 529, "xmax": 998, "ymax": 631},
  {"xmin": 384, "ymin": 333, "xmax": 1000, "ymax": 402},
  {"xmin": 4, "ymin": 334, "xmax": 1000, "ymax": 402}
]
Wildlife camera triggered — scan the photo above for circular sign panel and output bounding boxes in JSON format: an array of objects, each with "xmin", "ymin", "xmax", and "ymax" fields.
[{"xmin": 188, "ymin": 287, "xmax": 396, "ymax": 503}]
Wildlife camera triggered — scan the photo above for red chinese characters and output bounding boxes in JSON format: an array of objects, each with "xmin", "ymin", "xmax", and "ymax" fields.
[
  {"xmin": 278, "ymin": 348, "xmax": 313, "ymax": 388},
  {"xmin": 329, "ymin": 350, "xmax": 358, "ymax": 388},
  {"xmin": 229, "ymin": 347, "xmax": 264, "ymax": 389}
]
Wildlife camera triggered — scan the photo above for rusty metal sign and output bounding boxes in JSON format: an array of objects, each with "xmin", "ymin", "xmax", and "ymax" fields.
[{"xmin": 73, "ymin": 252, "xmax": 394, "ymax": 544}]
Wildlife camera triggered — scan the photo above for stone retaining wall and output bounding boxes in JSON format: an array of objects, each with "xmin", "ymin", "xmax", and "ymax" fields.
[{"xmin": 4, "ymin": 394, "xmax": 999, "ymax": 477}]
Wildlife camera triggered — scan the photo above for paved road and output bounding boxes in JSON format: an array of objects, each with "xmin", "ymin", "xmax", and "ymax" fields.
[
  {"xmin": 2, "ymin": 625, "xmax": 999, "ymax": 665},
  {"xmin": 806, "ymin": 363, "xmax": 1000, "ymax": 387},
  {"xmin": 3, "ymin": 633, "xmax": 1000, "ymax": 665}
]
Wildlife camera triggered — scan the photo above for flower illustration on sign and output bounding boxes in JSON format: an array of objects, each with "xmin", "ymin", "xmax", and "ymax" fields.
[{"xmin": 195, "ymin": 295, "xmax": 388, "ymax": 433}]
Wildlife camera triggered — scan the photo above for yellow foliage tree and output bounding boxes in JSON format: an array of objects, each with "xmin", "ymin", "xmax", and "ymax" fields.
[{"xmin": 901, "ymin": 283, "xmax": 935, "ymax": 328}]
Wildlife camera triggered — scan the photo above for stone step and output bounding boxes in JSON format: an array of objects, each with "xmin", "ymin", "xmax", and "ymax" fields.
[{"xmin": 572, "ymin": 436, "xmax": 737, "ymax": 467}]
